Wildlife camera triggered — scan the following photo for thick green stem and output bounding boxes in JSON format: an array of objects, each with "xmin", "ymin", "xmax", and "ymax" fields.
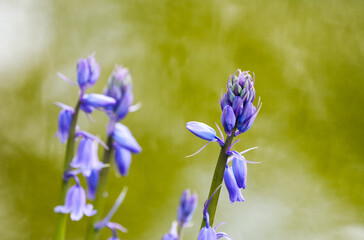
[
  {"xmin": 54, "ymin": 100, "xmax": 81, "ymax": 240},
  {"xmin": 85, "ymin": 135, "xmax": 114, "ymax": 240},
  {"xmin": 200, "ymin": 132, "xmax": 235, "ymax": 229}
]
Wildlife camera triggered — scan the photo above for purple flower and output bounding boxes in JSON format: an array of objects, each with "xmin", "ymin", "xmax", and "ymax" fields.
[
  {"xmin": 77, "ymin": 54, "xmax": 101, "ymax": 94},
  {"xmin": 186, "ymin": 121, "xmax": 217, "ymax": 141},
  {"xmin": 223, "ymin": 165, "xmax": 244, "ymax": 203},
  {"xmin": 232, "ymin": 157, "xmax": 247, "ymax": 189},
  {"xmin": 70, "ymin": 133, "xmax": 105, "ymax": 177},
  {"xmin": 55, "ymin": 103, "xmax": 74, "ymax": 143},
  {"xmin": 80, "ymin": 93, "xmax": 116, "ymax": 114},
  {"xmin": 54, "ymin": 182, "xmax": 96, "ymax": 221},
  {"xmin": 114, "ymin": 145, "xmax": 132, "ymax": 176},
  {"xmin": 177, "ymin": 189, "xmax": 198, "ymax": 226},
  {"xmin": 221, "ymin": 106, "xmax": 236, "ymax": 136},
  {"xmin": 199, "ymin": 186, "xmax": 231, "ymax": 240},
  {"xmin": 104, "ymin": 66, "xmax": 134, "ymax": 122},
  {"xmin": 220, "ymin": 69, "xmax": 262, "ymax": 136},
  {"xmin": 86, "ymin": 169, "xmax": 99, "ymax": 200},
  {"xmin": 113, "ymin": 123, "xmax": 141, "ymax": 154},
  {"xmin": 161, "ymin": 222, "xmax": 178, "ymax": 240}
]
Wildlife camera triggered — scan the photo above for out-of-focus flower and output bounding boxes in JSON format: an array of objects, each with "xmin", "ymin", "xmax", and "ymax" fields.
[
  {"xmin": 70, "ymin": 132, "xmax": 106, "ymax": 177},
  {"xmin": 55, "ymin": 103, "xmax": 74, "ymax": 143},
  {"xmin": 86, "ymin": 169, "xmax": 99, "ymax": 200},
  {"xmin": 114, "ymin": 145, "xmax": 132, "ymax": 176},
  {"xmin": 161, "ymin": 221, "xmax": 178, "ymax": 240},
  {"xmin": 223, "ymin": 165, "xmax": 244, "ymax": 204},
  {"xmin": 54, "ymin": 179, "xmax": 96, "ymax": 221},
  {"xmin": 104, "ymin": 66, "xmax": 134, "ymax": 122},
  {"xmin": 177, "ymin": 189, "xmax": 198, "ymax": 226},
  {"xmin": 77, "ymin": 54, "xmax": 101, "ymax": 94},
  {"xmin": 112, "ymin": 123, "xmax": 141, "ymax": 154},
  {"xmin": 80, "ymin": 93, "xmax": 116, "ymax": 114}
]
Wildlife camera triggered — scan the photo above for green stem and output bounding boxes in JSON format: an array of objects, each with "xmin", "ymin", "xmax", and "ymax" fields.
[
  {"xmin": 85, "ymin": 135, "xmax": 114, "ymax": 240},
  {"xmin": 200, "ymin": 131, "xmax": 235, "ymax": 229},
  {"xmin": 54, "ymin": 100, "xmax": 81, "ymax": 240}
]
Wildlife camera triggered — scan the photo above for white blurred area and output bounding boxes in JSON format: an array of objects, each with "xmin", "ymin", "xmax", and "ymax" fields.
[{"xmin": 0, "ymin": 0, "xmax": 52, "ymax": 88}]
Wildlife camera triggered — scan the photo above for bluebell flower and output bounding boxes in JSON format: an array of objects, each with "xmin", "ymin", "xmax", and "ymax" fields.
[
  {"xmin": 70, "ymin": 131, "xmax": 106, "ymax": 177},
  {"xmin": 199, "ymin": 186, "xmax": 231, "ymax": 240},
  {"xmin": 223, "ymin": 165, "xmax": 244, "ymax": 203},
  {"xmin": 221, "ymin": 106, "xmax": 236, "ymax": 136},
  {"xmin": 80, "ymin": 93, "xmax": 116, "ymax": 114},
  {"xmin": 161, "ymin": 222, "xmax": 178, "ymax": 240},
  {"xmin": 112, "ymin": 123, "xmax": 141, "ymax": 154},
  {"xmin": 104, "ymin": 66, "xmax": 134, "ymax": 122},
  {"xmin": 114, "ymin": 145, "xmax": 132, "ymax": 176},
  {"xmin": 220, "ymin": 69, "xmax": 262, "ymax": 136},
  {"xmin": 55, "ymin": 103, "xmax": 74, "ymax": 143},
  {"xmin": 177, "ymin": 189, "xmax": 198, "ymax": 226},
  {"xmin": 77, "ymin": 54, "xmax": 101, "ymax": 94},
  {"xmin": 86, "ymin": 169, "xmax": 99, "ymax": 200},
  {"xmin": 186, "ymin": 121, "xmax": 217, "ymax": 141},
  {"xmin": 54, "ymin": 178, "xmax": 96, "ymax": 221},
  {"xmin": 232, "ymin": 157, "xmax": 247, "ymax": 189}
]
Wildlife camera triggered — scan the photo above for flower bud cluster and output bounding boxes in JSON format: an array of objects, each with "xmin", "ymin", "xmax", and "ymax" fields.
[{"xmin": 220, "ymin": 70, "xmax": 261, "ymax": 136}]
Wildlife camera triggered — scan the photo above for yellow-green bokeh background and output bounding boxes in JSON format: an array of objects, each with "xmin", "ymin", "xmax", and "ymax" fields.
[{"xmin": 1, "ymin": 0, "xmax": 363, "ymax": 239}]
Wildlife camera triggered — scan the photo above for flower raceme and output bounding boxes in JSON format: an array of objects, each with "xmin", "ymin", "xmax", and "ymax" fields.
[{"xmin": 220, "ymin": 70, "xmax": 262, "ymax": 136}]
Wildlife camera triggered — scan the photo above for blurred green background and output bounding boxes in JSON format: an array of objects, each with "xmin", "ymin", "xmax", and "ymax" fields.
[{"xmin": 1, "ymin": 0, "xmax": 363, "ymax": 239}]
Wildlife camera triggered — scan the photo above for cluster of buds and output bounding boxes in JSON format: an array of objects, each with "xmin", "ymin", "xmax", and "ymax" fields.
[{"xmin": 220, "ymin": 70, "xmax": 261, "ymax": 136}]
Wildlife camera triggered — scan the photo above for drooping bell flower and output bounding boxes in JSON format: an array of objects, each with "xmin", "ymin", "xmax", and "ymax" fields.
[
  {"xmin": 223, "ymin": 165, "xmax": 244, "ymax": 203},
  {"xmin": 177, "ymin": 189, "xmax": 198, "ymax": 226},
  {"xmin": 80, "ymin": 93, "xmax": 116, "ymax": 114},
  {"xmin": 70, "ymin": 131, "xmax": 106, "ymax": 177},
  {"xmin": 112, "ymin": 123, "xmax": 141, "ymax": 154},
  {"xmin": 220, "ymin": 69, "xmax": 262, "ymax": 136},
  {"xmin": 86, "ymin": 169, "xmax": 99, "ymax": 200},
  {"xmin": 199, "ymin": 186, "xmax": 231, "ymax": 240},
  {"xmin": 55, "ymin": 103, "xmax": 74, "ymax": 143},
  {"xmin": 114, "ymin": 144, "xmax": 132, "ymax": 176},
  {"xmin": 54, "ymin": 177, "xmax": 96, "ymax": 221},
  {"xmin": 161, "ymin": 221, "xmax": 178, "ymax": 240},
  {"xmin": 186, "ymin": 121, "xmax": 217, "ymax": 141},
  {"xmin": 221, "ymin": 106, "xmax": 236, "ymax": 136},
  {"xmin": 104, "ymin": 66, "xmax": 134, "ymax": 123},
  {"xmin": 232, "ymin": 157, "xmax": 247, "ymax": 189},
  {"xmin": 77, "ymin": 54, "xmax": 101, "ymax": 95}
]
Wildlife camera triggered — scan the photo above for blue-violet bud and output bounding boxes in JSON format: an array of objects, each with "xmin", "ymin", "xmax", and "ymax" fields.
[
  {"xmin": 186, "ymin": 121, "xmax": 217, "ymax": 141},
  {"xmin": 55, "ymin": 103, "xmax": 74, "ymax": 143},
  {"xmin": 113, "ymin": 123, "xmax": 141, "ymax": 154},
  {"xmin": 232, "ymin": 157, "xmax": 247, "ymax": 189},
  {"xmin": 114, "ymin": 145, "xmax": 132, "ymax": 176},
  {"xmin": 81, "ymin": 93, "xmax": 116, "ymax": 113},
  {"xmin": 54, "ymin": 183, "xmax": 96, "ymax": 221},
  {"xmin": 86, "ymin": 169, "xmax": 99, "ymax": 200},
  {"xmin": 177, "ymin": 189, "xmax": 198, "ymax": 225},
  {"xmin": 223, "ymin": 165, "xmax": 244, "ymax": 203},
  {"xmin": 221, "ymin": 106, "xmax": 236, "ymax": 136},
  {"xmin": 77, "ymin": 54, "xmax": 101, "ymax": 93}
]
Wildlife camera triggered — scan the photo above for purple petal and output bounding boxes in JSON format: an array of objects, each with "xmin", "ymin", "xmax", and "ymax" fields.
[
  {"xmin": 87, "ymin": 54, "xmax": 101, "ymax": 85},
  {"xmin": 232, "ymin": 157, "xmax": 247, "ymax": 189},
  {"xmin": 113, "ymin": 123, "xmax": 141, "ymax": 153},
  {"xmin": 70, "ymin": 185, "xmax": 86, "ymax": 221},
  {"xmin": 224, "ymin": 166, "xmax": 244, "ymax": 203},
  {"xmin": 54, "ymin": 206, "xmax": 69, "ymax": 214},
  {"xmin": 186, "ymin": 121, "xmax": 216, "ymax": 141},
  {"xmin": 84, "ymin": 204, "xmax": 97, "ymax": 217},
  {"xmin": 221, "ymin": 106, "xmax": 236, "ymax": 136},
  {"xmin": 82, "ymin": 94, "xmax": 116, "ymax": 109},
  {"xmin": 217, "ymin": 232, "xmax": 231, "ymax": 240},
  {"xmin": 198, "ymin": 226, "xmax": 217, "ymax": 240},
  {"xmin": 115, "ymin": 88, "xmax": 133, "ymax": 121},
  {"xmin": 114, "ymin": 146, "xmax": 132, "ymax": 176}
]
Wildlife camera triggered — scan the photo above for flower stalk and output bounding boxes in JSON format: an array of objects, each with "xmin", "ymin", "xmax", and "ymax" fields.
[
  {"xmin": 54, "ymin": 100, "xmax": 81, "ymax": 240},
  {"xmin": 85, "ymin": 134, "xmax": 114, "ymax": 240},
  {"xmin": 200, "ymin": 128, "xmax": 235, "ymax": 230}
]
